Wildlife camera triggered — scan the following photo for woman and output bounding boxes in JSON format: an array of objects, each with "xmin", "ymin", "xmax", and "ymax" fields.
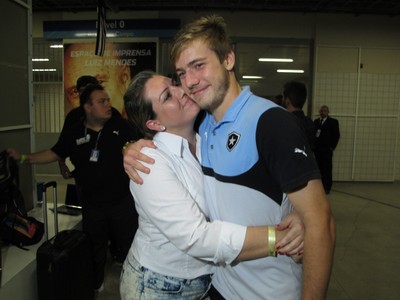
[{"xmin": 120, "ymin": 70, "xmax": 302, "ymax": 299}]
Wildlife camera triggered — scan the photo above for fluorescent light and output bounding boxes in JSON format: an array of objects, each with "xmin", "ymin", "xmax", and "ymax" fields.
[
  {"xmin": 75, "ymin": 32, "xmax": 117, "ymax": 37},
  {"xmin": 32, "ymin": 58, "xmax": 49, "ymax": 61},
  {"xmin": 32, "ymin": 69, "xmax": 57, "ymax": 72},
  {"xmin": 259, "ymin": 58, "xmax": 293, "ymax": 62},
  {"xmin": 242, "ymin": 75, "xmax": 263, "ymax": 79},
  {"xmin": 75, "ymin": 32, "xmax": 97, "ymax": 37},
  {"xmin": 50, "ymin": 44, "xmax": 63, "ymax": 48},
  {"xmin": 277, "ymin": 69, "xmax": 304, "ymax": 73}
]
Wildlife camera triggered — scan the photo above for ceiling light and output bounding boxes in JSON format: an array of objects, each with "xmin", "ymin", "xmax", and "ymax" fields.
[
  {"xmin": 277, "ymin": 69, "xmax": 304, "ymax": 73},
  {"xmin": 75, "ymin": 32, "xmax": 97, "ymax": 37},
  {"xmin": 32, "ymin": 69, "xmax": 57, "ymax": 72},
  {"xmin": 50, "ymin": 44, "xmax": 63, "ymax": 48},
  {"xmin": 32, "ymin": 58, "xmax": 49, "ymax": 61},
  {"xmin": 242, "ymin": 76, "xmax": 263, "ymax": 79},
  {"xmin": 259, "ymin": 58, "xmax": 293, "ymax": 62}
]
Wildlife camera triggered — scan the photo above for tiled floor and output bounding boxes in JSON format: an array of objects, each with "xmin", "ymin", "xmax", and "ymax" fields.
[
  {"xmin": 43, "ymin": 177, "xmax": 400, "ymax": 300},
  {"xmin": 326, "ymin": 181, "xmax": 400, "ymax": 300}
]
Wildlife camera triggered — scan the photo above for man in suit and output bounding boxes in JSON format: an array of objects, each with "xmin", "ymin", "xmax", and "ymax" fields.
[{"xmin": 314, "ymin": 105, "xmax": 340, "ymax": 194}]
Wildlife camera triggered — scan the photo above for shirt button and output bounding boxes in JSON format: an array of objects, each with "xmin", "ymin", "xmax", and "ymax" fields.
[
  {"xmin": 210, "ymin": 145, "xmax": 214, "ymax": 150},
  {"xmin": 212, "ymin": 131, "xmax": 216, "ymax": 136}
]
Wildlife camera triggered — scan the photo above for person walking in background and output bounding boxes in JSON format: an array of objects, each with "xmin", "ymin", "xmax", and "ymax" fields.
[
  {"xmin": 272, "ymin": 94, "xmax": 283, "ymax": 106},
  {"xmin": 314, "ymin": 105, "xmax": 340, "ymax": 194},
  {"xmin": 7, "ymin": 84, "xmax": 139, "ymax": 293},
  {"xmin": 282, "ymin": 81, "xmax": 316, "ymax": 151}
]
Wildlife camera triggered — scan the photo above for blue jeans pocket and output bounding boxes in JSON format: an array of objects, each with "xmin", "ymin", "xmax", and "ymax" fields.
[
  {"xmin": 120, "ymin": 256, "xmax": 211, "ymax": 300},
  {"xmin": 144, "ymin": 272, "xmax": 184, "ymax": 293},
  {"xmin": 143, "ymin": 268, "xmax": 211, "ymax": 299}
]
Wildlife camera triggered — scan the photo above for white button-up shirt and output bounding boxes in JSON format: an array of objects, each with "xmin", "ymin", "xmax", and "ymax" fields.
[{"xmin": 127, "ymin": 132, "xmax": 246, "ymax": 279}]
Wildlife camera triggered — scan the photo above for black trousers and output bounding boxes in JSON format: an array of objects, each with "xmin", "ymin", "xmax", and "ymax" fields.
[
  {"xmin": 82, "ymin": 194, "xmax": 138, "ymax": 289},
  {"xmin": 208, "ymin": 285, "xmax": 226, "ymax": 300}
]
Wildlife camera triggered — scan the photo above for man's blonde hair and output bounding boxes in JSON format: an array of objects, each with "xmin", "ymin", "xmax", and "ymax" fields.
[{"xmin": 170, "ymin": 15, "xmax": 233, "ymax": 66}]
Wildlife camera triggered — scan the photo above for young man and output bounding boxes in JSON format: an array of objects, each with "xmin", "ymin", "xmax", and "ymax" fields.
[
  {"xmin": 8, "ymin": 84, "xmax": 138, "ymax": 293},
  {"xmin": 124, "ymin": 15, "xmax": 335, "ymax": 300}
]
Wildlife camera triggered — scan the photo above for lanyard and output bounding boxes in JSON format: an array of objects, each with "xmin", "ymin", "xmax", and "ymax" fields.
[{"xmin": 84, "ymin": 127, "xmax": 102, "ymax": 150}]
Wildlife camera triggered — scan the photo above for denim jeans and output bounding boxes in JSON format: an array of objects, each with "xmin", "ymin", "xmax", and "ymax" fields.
[{"xmin": 120, "ymin": 256, "xmax": 212, "ymax": 300}]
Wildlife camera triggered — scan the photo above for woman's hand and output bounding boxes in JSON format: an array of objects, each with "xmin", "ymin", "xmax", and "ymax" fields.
[{"xmin": 275, "ymin": 211, "xmax": 304, "ymax": 261}]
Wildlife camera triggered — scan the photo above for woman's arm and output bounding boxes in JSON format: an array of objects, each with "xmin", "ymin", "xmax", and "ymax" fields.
[{"xmin": 133, "ymin": 148, "xmax": 303, "ymax": 264}]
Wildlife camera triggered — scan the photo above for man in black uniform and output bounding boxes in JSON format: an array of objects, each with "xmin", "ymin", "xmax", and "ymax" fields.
[
  {"xmin": 7, "ymin": 84, "xmax": 139, "ymax": 292},
  {"xmin": 58, "ymin": 75, "xmax": 120, "ymax": 179}
]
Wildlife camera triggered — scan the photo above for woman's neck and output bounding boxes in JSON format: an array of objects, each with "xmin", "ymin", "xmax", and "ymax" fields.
[{"xmin": 166, "ymin": 127, "xmax": 197, "ymax": 155}]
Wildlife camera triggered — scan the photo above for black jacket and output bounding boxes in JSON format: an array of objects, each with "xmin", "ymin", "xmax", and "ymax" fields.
[{"xmin": 314, "ymin": 116, "xmax": 340, "ymax": 151}]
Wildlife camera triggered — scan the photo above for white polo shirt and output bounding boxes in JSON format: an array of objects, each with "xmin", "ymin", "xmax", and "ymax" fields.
[{"xmin": 127, "ymin": 132, "xmax": 246, "ymax": 279}]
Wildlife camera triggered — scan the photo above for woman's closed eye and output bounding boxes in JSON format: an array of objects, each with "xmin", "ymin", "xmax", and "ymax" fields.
[{"xmin": 162, "ymin": 91, "xmax": 172, "ymax": 102}]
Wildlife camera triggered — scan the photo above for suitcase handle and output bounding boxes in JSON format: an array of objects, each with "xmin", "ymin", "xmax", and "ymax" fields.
[
  {"xmin": 42, "ymin": 181, "xmax": 59, "ymax": 240},
  {"xmin": 43, "ymin": 181, "xmax": 57, "ymax": 190}
]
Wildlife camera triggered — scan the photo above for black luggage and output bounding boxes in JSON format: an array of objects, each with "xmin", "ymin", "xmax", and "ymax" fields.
[{"xmin": 36, "ymin": 181, "xmax": 94, "ymax": 300}]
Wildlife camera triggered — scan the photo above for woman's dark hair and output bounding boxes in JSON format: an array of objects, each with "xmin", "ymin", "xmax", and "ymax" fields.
[{"xmin": 124, "ymin": 70, "xmax": 158, "ymax": 139}]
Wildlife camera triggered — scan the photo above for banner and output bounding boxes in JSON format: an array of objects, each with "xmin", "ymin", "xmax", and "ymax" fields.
[{"xmin": 64, "ymin": 42, "xmax": 157, "ymax": 116}]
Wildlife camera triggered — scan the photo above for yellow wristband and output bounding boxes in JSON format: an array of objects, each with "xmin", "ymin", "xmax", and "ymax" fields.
[
  {"xmin": 20, "ymin": 154, "xmax": 27, "ymax": 164},
  {"xmin": 268, "ymin": 226, "xmax": 277, "ymax": 257},
  {"xmin": 122, "ymin": 140, "xmax": 136, "ymax": 154}
]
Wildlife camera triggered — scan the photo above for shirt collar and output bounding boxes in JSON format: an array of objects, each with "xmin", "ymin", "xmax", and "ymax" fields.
[
  {"xmin": 208, "ymin": 86, "xmax": 252, "ymax": 126},
  {"xmin": 154, "ymin": 132, "xmax": 200, "ymax": 158}
]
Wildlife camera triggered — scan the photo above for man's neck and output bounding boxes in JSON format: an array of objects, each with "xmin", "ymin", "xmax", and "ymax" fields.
[
  {"xmin": 212, "ymin": 79, "xmax": 242, "ymax": 123},
  {"xmin": 85, "ymin": 118, "xmax": 105, "ymax": 132}
]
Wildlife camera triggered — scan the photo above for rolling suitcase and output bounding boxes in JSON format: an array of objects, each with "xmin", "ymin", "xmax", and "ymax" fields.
[{"xmin": 36, "ymin": 181, "xmax": 94, "ymax": 300}]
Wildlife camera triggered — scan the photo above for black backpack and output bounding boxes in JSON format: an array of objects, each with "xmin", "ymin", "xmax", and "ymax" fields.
[
  {"xmin": 0, "ymin": 150, "xmax": 44, "ymax": 249},
  {"xmin": 0, "ymin": 150, "xmax": 26, "ymax": 217}
]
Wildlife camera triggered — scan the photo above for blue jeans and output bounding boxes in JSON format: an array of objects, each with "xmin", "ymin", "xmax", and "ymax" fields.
[{"xmin": 120, "ymin": 256, "xmax": 212, "ymax": 299}]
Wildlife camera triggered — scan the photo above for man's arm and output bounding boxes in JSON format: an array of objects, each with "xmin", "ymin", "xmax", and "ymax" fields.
[
  {"xmin": 7, "ymin": 148, "xmax": 61, "ymax": 164},
  {"xmin": 331, "ymin": 119, "xmax": 340, "ymax": 150},
  {"xmin": 58, "ymin": 159, "xmax": 72, "ymax": 179},
  {"xmin": 123, "ymin": 142, "xmax": 307, "ymax": 260},
  {"xmin": 287, "ymin": 179, "xmax": 335, "ymax": 300},
  {"xmin": 123, "ymin": 139, "xmax": 156, "ymax": 184}
]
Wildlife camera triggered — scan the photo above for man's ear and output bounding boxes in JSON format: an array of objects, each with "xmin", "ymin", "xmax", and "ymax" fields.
[
  {"xmin": 146, "ymin": 120, "xmax": 165, "ymax": 132},
  {"xmin": 224, "ymin": 51, "xmax": 236, "ymax": 71},
  {"xmin": 82, "ymin": 102, "xmax": 91, "ymax": 114}
]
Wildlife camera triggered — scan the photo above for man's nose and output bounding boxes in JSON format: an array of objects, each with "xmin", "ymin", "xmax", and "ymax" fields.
[
  {"xmin": 173, "ymin": 86, "xmax": 187, "ymax": 104},
  {"xmin": 183, "ymin": 70, "xmax": 199, "ymax": 91}
]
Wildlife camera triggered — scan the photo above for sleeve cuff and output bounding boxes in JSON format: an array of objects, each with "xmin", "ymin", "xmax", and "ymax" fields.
[{"xmin": 216, "ymin": 222, "xmax": 247, "ymax": 265}]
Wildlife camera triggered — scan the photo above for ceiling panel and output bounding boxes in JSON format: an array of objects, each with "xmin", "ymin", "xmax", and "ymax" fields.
[{"xmin": 32, "ymin": 0, "xmax": 400, "ymax": 16}]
